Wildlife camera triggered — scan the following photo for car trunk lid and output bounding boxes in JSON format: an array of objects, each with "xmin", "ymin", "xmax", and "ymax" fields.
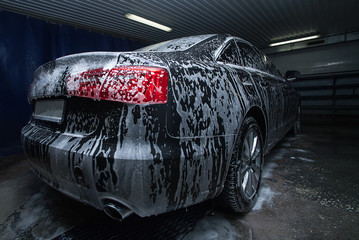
[
  {"xmin": 28, "ymin": 52, "xmax": 168, "ymax": 101},
  {"xmin": 28, "ymin": 52, "xmax": 120, "ymax": 101}
]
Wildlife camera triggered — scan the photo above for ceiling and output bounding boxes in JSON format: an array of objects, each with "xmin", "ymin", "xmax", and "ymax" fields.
[{"xmin": 1, "ymin": 0, "xmax": 359, "ymax": 49}]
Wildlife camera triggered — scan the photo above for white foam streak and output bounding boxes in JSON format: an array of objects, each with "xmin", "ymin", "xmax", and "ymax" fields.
[{"xmin": 253, "ymin": 186, "xmax": 277, "ymax": 211}]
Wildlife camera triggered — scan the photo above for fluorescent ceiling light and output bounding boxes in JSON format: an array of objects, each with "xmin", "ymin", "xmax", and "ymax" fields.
[
  {"xmin": 269, "ymin": 35, "xmax": 320, "ymax": 47},
  {"xmin": 125, "ymin": 13, "xmax": 172, "ymax": 32}
]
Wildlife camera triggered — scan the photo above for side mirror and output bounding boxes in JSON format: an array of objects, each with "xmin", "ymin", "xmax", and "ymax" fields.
[{"xmin": 285, "ymin": 70, "xmax": 301, "ymax": 81}]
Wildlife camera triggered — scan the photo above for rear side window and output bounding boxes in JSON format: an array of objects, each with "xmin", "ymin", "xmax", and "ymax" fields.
[
  {"xmin": 260, "ymin": 52, "xmax": 272, "ymax": 73},
  {"xmin": 270, "ymin": 63, "xmax": 282, "ymax": 78},
  {"xmin": 217, "ymin": 40, "xmax": 241, "ymax": 65},
  {"xmin": 236, "ymin": 41, "xmax": 265, "ymax": 71},
  {"xmin": 257, "ymin": 50, "xmax": 282, "ymax": 77}
]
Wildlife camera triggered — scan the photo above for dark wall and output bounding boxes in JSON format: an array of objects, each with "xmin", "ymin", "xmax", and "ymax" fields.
[{"xmin": 0, "ymin": 10, "xmax": 144, "ymax": 156}]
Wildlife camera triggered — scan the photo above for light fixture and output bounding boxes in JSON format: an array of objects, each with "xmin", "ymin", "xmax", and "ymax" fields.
[
  {"xmin": 269, "ymin": 35, "xmax": 320, "ymax": 47},
  {"xmin": 125, "ymin": 13, "xmax": 172, "ymax": 32}
]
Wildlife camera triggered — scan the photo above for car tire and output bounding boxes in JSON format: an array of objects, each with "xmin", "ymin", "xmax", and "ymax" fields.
[
  {"xmin": 291, "ymin": 106, "xmax": 301, "ymax": 135},
  {"xmin": 220, "ymin": 116, "xmax": 264, "ymax": 213}
]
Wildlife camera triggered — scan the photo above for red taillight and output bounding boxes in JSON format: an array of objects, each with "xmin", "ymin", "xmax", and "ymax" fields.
[{"xmin": 67, "ymin": 66, "xmax": 168, "ymax": 104}]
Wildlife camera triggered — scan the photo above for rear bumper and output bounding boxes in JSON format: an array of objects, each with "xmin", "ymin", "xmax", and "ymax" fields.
[
  {"xmin": 21, "ymin": 122, "xmax": 227, "ymax": 217},
  {"xmin": 21, "ymin": 122, "xmax": 171, "ymax": 217}
]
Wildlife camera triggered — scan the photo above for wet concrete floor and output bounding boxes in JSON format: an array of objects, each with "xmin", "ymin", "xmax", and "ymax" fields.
[{"xmin": 0, "ymin": 115, "xmax": 358, "ymax": 239}]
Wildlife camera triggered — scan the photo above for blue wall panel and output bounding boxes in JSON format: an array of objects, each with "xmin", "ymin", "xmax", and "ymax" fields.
[{"xmin": 0, "ymin": 10, "xmax": 144, "ymax": 156}]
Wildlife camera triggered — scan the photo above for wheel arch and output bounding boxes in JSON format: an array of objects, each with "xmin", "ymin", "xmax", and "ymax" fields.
[
  {"xmin": 218, "ymin": 108, "xmax": 266, "ymax": 212},
  {"xmin": 244, "ymin": 106, "xmax": 267, "ymax": 149}
]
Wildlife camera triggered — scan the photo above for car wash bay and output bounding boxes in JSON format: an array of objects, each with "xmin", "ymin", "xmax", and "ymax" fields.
[
  {"xmin": 1, "ymin": 116, "xmax": 358, "ymax": 239},
  {"xmin": 1, "ymin": 1, "xmax": 359, "ymax": 239}
]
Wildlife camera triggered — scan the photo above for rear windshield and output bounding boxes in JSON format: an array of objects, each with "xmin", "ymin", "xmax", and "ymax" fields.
[{"xmin": 136, "ymin": 34, "xmax": 215, "ymax": 52}]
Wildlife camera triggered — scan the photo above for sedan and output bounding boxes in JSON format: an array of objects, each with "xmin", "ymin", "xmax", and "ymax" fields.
[{"xmin": 21, "ymin": 34, "xmax": 300, "ymax": 220}]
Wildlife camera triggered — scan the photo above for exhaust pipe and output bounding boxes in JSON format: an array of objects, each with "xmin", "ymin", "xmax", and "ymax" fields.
[{"xmin": 104, "ymin": 202, "xmax": 134, "ymax": 220}]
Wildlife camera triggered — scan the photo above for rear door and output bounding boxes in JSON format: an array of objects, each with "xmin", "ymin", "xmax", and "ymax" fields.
[
  {"xmin": 235, "ymin": 40, "xmax": 285, "ymax": 147},
  {"xmin": 279, "ymin": 79, "xmax": 298, "ymax": 132},
  {"xmin": 252, "ymin": 75, "xmax": 284, "ymax": 147}
]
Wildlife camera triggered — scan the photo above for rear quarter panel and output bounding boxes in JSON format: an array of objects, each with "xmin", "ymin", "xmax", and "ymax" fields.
[{"xmin": 159, "ymin": 56, "xmax": 266, "ymax": 207}]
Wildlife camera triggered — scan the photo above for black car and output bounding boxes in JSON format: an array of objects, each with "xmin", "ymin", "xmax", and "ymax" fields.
[{"xmin": 21, "ymin": 34, "xmax": 300, "ymax": 220}]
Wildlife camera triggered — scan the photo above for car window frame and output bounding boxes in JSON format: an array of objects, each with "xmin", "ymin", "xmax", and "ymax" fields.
[
  {"xmin": 215, "ymin": 37, "xmax": 285, "ymax": 83},
  {"xmin": 254, "ymin": 48, "xmax": 283, "ymax": 78},
  {"xmin": 216, "ymin": 39, "xmax": 243, "ymax": 66},
  {"xmin": 235, "ymin": 40, "xmax": 267, "ymax": 72}
]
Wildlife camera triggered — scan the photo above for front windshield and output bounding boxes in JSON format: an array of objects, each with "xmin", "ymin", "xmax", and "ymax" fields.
[{"xmin": 135, "ymin": 34, "xmax": 215, "ymax": 52}]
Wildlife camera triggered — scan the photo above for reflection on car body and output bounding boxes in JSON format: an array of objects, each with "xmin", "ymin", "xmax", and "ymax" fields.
[{"xmin": 21, "ymin": 34, "xmax": 300, "ymax": 219}]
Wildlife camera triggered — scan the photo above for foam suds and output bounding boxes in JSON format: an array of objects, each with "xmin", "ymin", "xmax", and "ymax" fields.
[
  {"xmin": 252, "ymin": 186, "xmax": 277, "ymax": 211},
  {"xmin": 297, "ymin": 157, "xmax": 315, "ymax": 162},
  {"xmin": 262, "ymin": 162, "xmax": 278, "ymax": 179},
  {"xmin": 294, "ymin": 149, "xmax": 311, "ymax": 153},
  {"xmin": 2, "ymin": 187, "xmax": 68, "ymax": 240},
  {"xmin": 290, "ymin": 156, "xmax": 315, "ymax": 162},
  {"xmin": 183, "ymin": 212, "xmax": 241, "ymax": 240}
]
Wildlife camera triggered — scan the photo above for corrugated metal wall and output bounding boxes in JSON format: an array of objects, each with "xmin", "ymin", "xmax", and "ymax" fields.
[{"xmin": 292, "ymin": 72, "xmax": 359, "ymax": 115}]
